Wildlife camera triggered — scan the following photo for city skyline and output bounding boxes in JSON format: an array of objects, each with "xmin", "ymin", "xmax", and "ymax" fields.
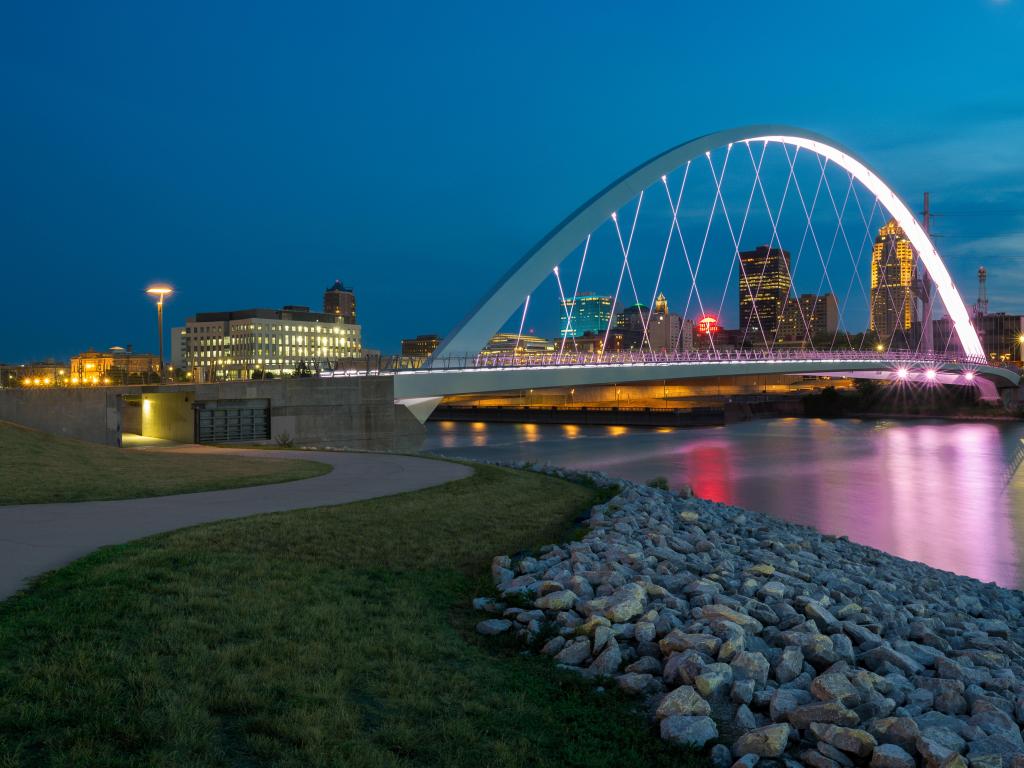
[{"xmin": 2, "ymin": 2, "xmax": 1024, "ymax": 362}]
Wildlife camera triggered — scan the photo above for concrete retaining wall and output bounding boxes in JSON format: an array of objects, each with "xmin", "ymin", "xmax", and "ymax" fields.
[
  {"xmin": 0, "ymin": 376, "xmax": 424, "ymax": 451},
  {"xmin": 0, "ymin": 388, "xmax": 122, "ymax": 446},
  {"xmin": 193, "ymin": 377, "xmax": 422, "ymax": 451}
]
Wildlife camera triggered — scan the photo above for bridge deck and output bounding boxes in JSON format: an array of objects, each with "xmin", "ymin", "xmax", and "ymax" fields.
[{"xmin": 321, "ymin": 352, "xmax": 1020, "ymax": 401}]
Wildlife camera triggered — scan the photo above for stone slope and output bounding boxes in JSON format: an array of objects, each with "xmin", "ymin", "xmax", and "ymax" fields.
[{"xmin": 475, "ymin": 464, "xmax": 1024, "ymax": 768}]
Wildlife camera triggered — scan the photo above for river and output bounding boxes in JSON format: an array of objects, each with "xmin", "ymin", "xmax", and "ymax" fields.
[{"xmin": 424, "ymin": 418, "xmax": 1024, "ymax": 590}]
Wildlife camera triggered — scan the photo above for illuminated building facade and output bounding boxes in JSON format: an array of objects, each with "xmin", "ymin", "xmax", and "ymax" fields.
[
  {"xmin": 70, "ymin": 347, "xmax": 159, "ymax": 384},
  {"xmin": 739, "ymin": 246, "xmax": 792, "ymax": 343},
  {"xmin": 323, "ymin": 279, "xmax": 357, "ymax": 324},
  {"xmin": 559, "ymin": 293, "xmax": 613, "ymax": 338},
  {"xmin": 779, "ymin": 293, "xmax": 839, "ymax": 343},
  {"xmin": 480, "ymin": 333, "xmax": 555, "ymax": 357},
  {"xmin": 401, "ymin": 334, "xmax": 441, "ymax": 358},
  {"xmin": 870, "ymin": 219, "xmax": 917, "ymax": 343},
  {"xmin": 1, "ymin": 361, "xmax": 69, "ymax": 388},
  {"xmin": 173, "ymin": 305, "xmax": 361, "ymax": 381}
]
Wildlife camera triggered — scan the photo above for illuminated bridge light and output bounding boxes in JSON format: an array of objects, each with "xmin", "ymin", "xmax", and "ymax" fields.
[
  {"xmin": 896, "ymin": 367, "xmax": 909, "ymax": 380},
  {"xmin": 965, "ymin": 371, "xmax": 975, "ymax": 381},
  {"xmin": 925, "ymin": 369, "xmax": 937, "ymax": 381}
]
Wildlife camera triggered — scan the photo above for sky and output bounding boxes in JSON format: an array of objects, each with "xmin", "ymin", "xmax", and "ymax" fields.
[{"xmin": 2, "ymin": 1, "xmax": 1023, "ymax": 361}]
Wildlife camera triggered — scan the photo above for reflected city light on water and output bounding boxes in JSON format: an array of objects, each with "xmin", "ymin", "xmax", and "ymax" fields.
[
  {"xmin": 425, "ymin": 418, "xmax": 1024, "ymax": 589},
  {"xmin": 437, "ymin": 420, "xmax": 457, "ymax": 448},
  {"xmin": 470, "ymin": 421, "xmax": 488, "ymax": 447}
]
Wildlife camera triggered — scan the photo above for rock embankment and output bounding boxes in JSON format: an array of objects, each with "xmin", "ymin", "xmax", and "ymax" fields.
[{"xmin": 475, "ymin": 464, "xmax": 1024, "ymax": 768}]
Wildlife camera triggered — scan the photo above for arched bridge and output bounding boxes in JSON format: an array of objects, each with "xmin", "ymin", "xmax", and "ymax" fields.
[{"xmin": 327, "ymin": 126, "xmax": 1020, "ymax": 419}]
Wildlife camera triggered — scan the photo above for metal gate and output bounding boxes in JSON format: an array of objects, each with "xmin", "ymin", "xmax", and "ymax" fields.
[{"xmin": 195, "ymin": 399, "xmax": 270, "ymax": 443}]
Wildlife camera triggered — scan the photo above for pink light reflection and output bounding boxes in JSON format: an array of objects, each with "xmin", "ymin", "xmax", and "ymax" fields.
[{"xmin": 878, "ymin": 424, "xmax": 1016, "ymax": 585}]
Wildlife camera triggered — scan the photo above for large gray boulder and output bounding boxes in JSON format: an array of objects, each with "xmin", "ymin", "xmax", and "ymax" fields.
[{"xmin": 660, "ymin": 715, "xmax": 718, "ymax": 748}]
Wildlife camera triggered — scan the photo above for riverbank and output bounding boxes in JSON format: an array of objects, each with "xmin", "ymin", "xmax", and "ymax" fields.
[
  {"xmin": 0, "ymin": 464, "xmax": 695, "ymax": 767},
  {"xmin": 476, "ymin": 463, "xmax": 1024, "ymax": 766},
  {"xmin": 803, "ymin": 385, "xmax": 1017, "ymax": 422},
  {"xmin": 433, "ymin": 392, "xmax": 1018, "ymax": 431},
  {"xmin": 432, "ymin": 399, "xmax": 805, "ymax": 428},
  {"xmin": 841, "ymin": 412, "xmax": 1022, "ymax": 423}
]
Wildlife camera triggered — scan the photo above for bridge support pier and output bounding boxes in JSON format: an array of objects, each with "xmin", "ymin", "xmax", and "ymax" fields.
[{"xmin": 397, "ymin": 396, "xmax": 443, "ymax": 424}]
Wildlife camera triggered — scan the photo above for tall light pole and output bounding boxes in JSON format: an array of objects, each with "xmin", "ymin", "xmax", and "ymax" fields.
[{"xmin": 146, "ymin": 285, "xmax": 173, "ymax": 381}]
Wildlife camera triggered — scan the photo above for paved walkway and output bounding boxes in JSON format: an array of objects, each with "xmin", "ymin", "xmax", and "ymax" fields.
[{"xmin": 0, "ymin": 448, "xmax": 472, "ymax": 600}]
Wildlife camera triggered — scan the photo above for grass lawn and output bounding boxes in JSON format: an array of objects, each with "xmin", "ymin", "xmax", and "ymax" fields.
[
  {"xmin": 0, "ymin": 463, "xmax": 702, "ymax": 768},
  {"xmin": 0, "ymin": 422, "xmax": 329, "ymax": 505}
]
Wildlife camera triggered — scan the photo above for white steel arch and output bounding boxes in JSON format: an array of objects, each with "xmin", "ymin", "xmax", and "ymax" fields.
[{"xmin": 430, "ymin": 125, "xmax": 984, "ymax": 364}]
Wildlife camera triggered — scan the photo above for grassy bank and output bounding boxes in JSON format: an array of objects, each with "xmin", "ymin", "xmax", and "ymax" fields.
[
  {"xmin": 0, "ymin": 464, "xmax": 698, "ymax": 767},
  {"xmin": 0, "ymin": 422, "xmax": 329, "ymax": 504}
]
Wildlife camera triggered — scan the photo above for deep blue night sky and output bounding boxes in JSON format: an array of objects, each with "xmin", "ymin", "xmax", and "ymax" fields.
[{"xmin": 2, "ymin": 1, "xmax": 1023, "ymax": 361}]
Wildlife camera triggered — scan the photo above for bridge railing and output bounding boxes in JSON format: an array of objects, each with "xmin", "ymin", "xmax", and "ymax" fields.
[{"xmin": 320, "ymin": 348, "xmax": 1006, "ymax": 376}]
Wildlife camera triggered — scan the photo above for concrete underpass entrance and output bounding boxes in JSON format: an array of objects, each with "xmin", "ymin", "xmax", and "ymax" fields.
[
  {"xmin": 121, "ymin": 392, "xmax": 194, "ymax": 444},
  {"xmin": 195, "ymin": 399, "xmax": 270, "ymax": 444}
]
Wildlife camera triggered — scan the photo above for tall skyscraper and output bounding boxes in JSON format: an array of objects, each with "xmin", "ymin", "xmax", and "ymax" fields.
[
  {"xmin": 870, "ymin": 220, "xmax": 916, "ymax": 342},
  {"xmin": 559, "ymin": 293, "xmax": 613, "ymax": 338},
  {"xmin": 324, "ymin": 279, "xmax": 357, "ymax": 324},
  {"xmin": 644, "ymin": 293, "xmax": 683, "ymax": 352},
  {"xmin": 739, "ymin": 246, "xmax": 792, "ymax": 343}
]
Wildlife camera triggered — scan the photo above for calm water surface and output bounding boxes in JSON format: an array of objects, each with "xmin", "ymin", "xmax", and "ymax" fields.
[{"xmin": 424, "ymin": 418, "xmax": 1024, "ymax": 590}]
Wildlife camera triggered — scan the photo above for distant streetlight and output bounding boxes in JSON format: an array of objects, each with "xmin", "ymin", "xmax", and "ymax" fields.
[{"xmin": 146, "ymin": 285, "xmax": 173, "ymax": 381}]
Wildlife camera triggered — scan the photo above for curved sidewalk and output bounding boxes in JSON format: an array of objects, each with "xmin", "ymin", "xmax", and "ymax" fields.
[{"xmin": 0, "ymin": 448, "xmax": 472, "ymax": 600}]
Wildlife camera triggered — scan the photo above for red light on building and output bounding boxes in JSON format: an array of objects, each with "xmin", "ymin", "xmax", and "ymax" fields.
[{"xmin": 697, "ymin": 315, "xmax": 719, "ymax": 335}]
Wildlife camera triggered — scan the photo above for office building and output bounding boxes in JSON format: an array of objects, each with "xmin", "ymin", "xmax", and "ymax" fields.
[
  {"xmin": 173, "ymin": 302, "xmax": 361, "ymax": 382},
  {"xmin": 739, "ymin": 246, "xmax": 792, "ymax": 343},
  {"xmin": 401, "ymin": 334, "xmax": 441, "ymax": 358},
  {"xmin": 870, "ymin": 219, "xmax": 917, "ymax": 344},
  {"xmin": 559, "ymin": 293, "xmax": 613, "ymax": 338},
  {"xmin": 1, "ymin": 361, "xmax": 69, "ymax": 388},
  {"xmin": 934, "ymin": 311, "xmax": 1024, "ymax": 362},
  {"xmin": 608, "ymin": 294, "xmax": 691, "ymax": 353},
  {"xmin": 572, "ymin": 331, "xmax": 608, "ymax": 354},
  {"xmin": 480, "ymin": 333, "xmax": 555, "ymax": 357},
  {"xmin": 779, "ymin": 294, "xmax": 839, "ymax": 343},
  {"xmin": 323, "ymin": 279, "xmax": 357, "ymax": 324}
]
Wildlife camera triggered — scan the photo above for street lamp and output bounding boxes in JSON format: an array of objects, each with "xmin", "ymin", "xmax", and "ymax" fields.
[{"xmin": 146, "ymin": 285, "xmax": 173, "ymax": 381}]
